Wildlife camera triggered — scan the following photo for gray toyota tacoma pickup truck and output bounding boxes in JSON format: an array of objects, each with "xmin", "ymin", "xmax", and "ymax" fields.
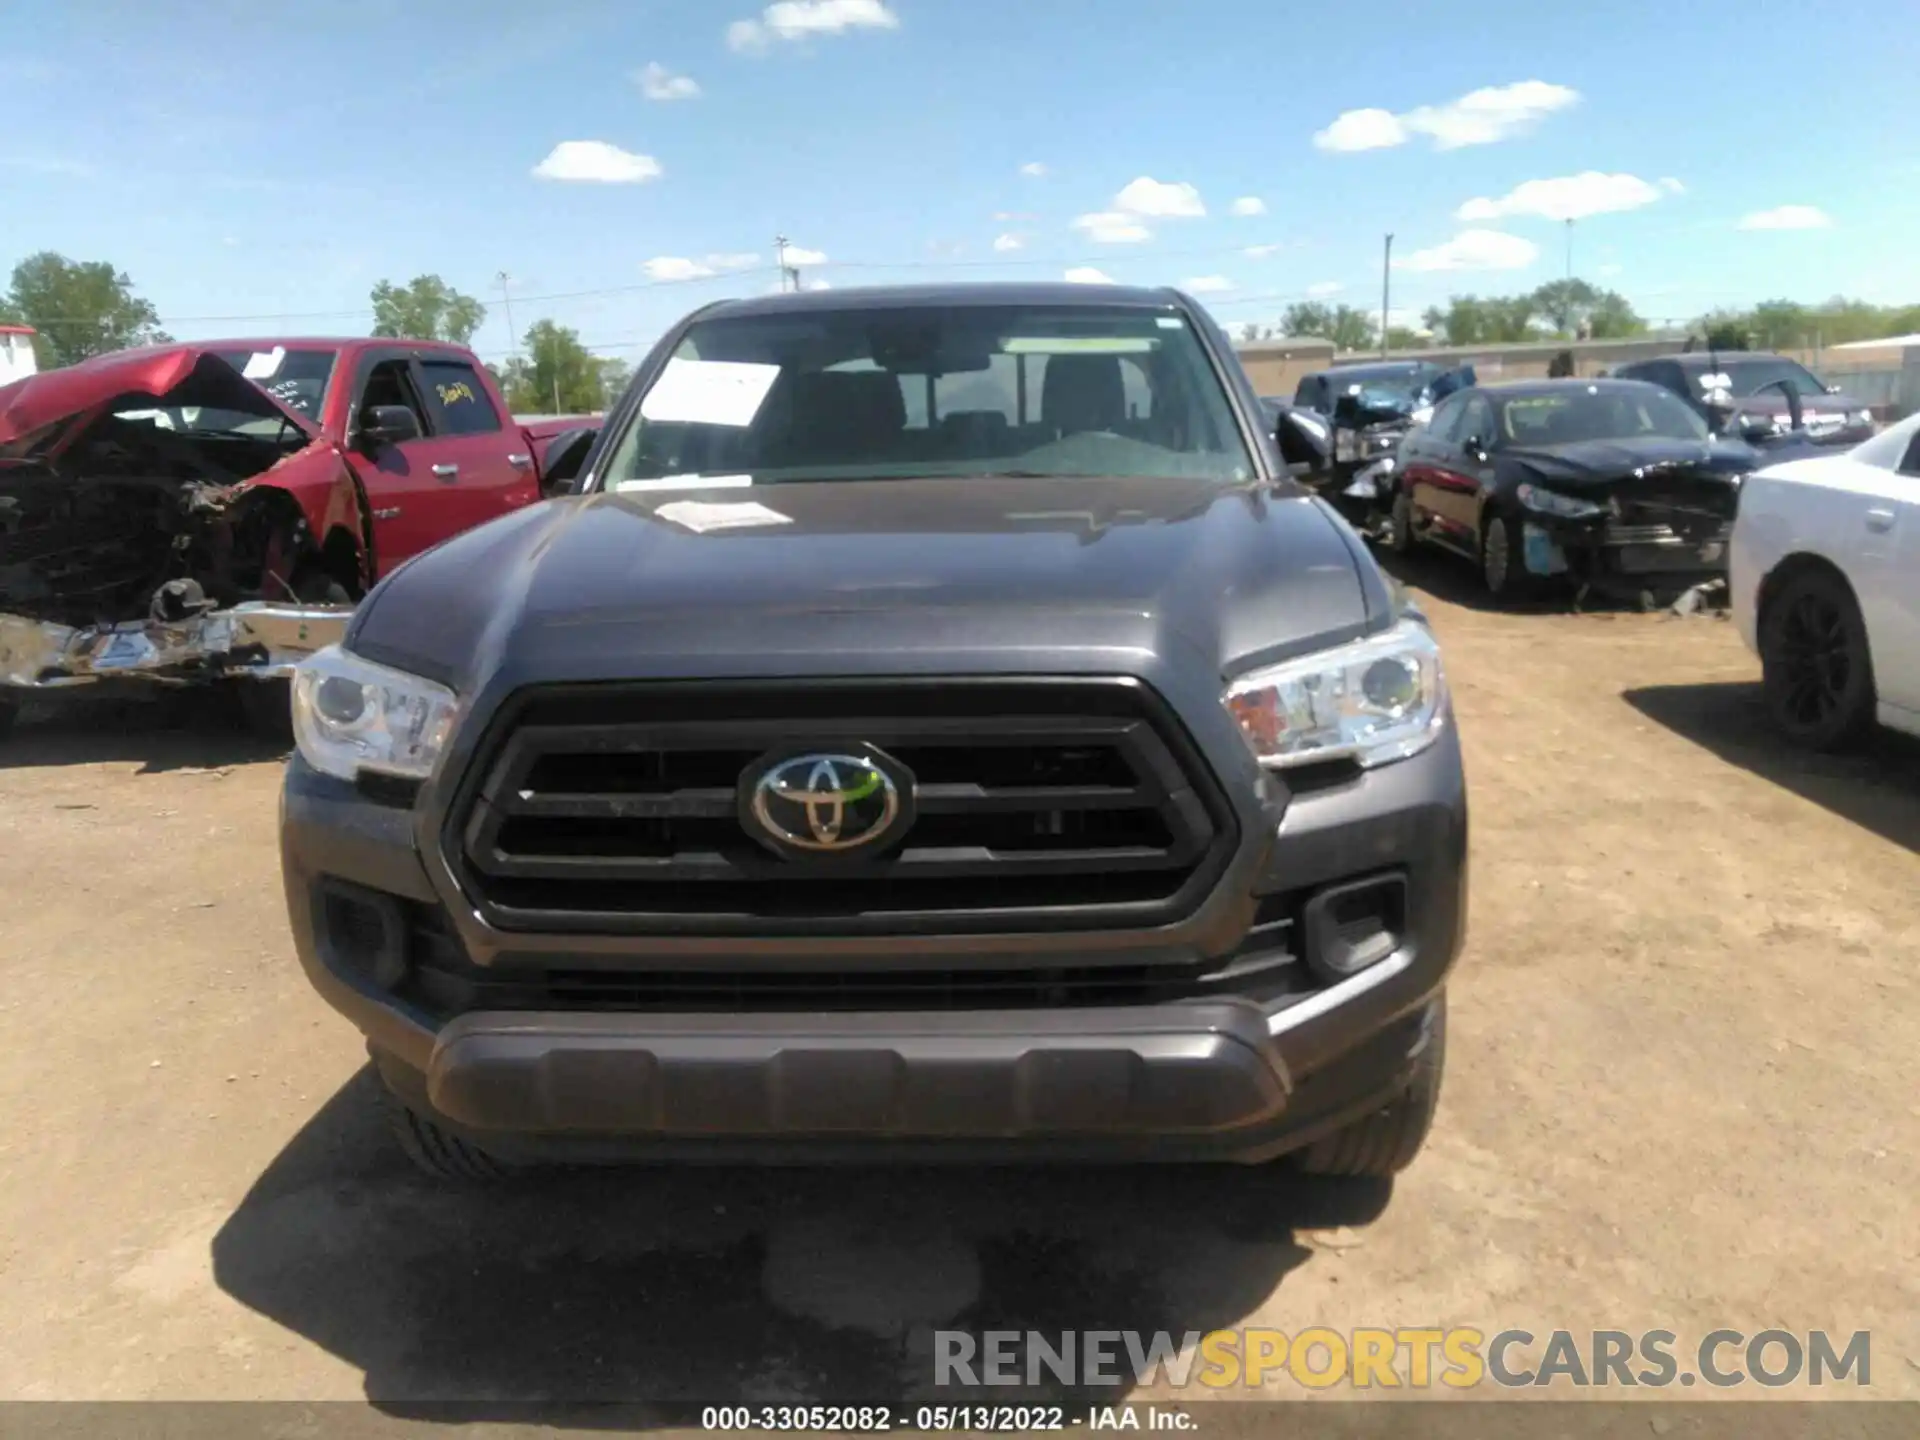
[{"xmin": 278, "ymin": 283, "xmax": 1468, "ymax": 1182}]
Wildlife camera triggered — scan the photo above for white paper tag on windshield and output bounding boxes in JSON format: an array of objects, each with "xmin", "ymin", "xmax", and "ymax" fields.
[
  {"xmin": 652, "ymin": 499, "xmax": 792, "ymax": 533},
  {"xmin": 639, "ymin": 358, "xmax": 781, "ymax": 428},
  {"xmin": 241, "ymin": 346, "xmax": 286, "ymax": 380},
  {"xmin": 614, "ymin": 474, "xmax": 753, "ymax": 493}
]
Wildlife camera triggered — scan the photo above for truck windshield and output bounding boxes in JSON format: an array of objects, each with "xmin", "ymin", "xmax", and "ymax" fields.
[
  {"xmin": 1501, "ymin": 388, "xmax": 1711, "ymax": 446},
  {"xmin": 1697, "ymin": 358, "xmax": 1829, "ymax": 400},
  {"xmin": 598, "ymin": 304, "xmax": 1254, "ymax": 487},
  {"xmin": 209, "ymin": 346, "xmax": 340, "ymax": 422}
]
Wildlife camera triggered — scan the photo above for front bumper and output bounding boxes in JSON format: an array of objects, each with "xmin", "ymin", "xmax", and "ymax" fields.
[
  {"xmin": 280, "ymin": 711, "xmax": 1468, "ymax": 1164},
  {"xmin": 1519, "ymin": 515, "xmax": 1732, "ymax": 591},
  {"xmin": 0, "ymin": 601, "xmax": 349, "ymax": 689}
]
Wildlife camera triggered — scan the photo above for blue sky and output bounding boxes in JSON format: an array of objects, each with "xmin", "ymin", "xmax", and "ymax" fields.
[{"xmin": 5, "ymin": 0, "xmax": 1917, "ymax": 363}]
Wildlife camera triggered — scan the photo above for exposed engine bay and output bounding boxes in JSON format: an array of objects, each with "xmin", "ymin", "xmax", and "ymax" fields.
[
  {"xmin": 0, "ymin": 352, "xmax": 360, "ymax": 692},
  {"xmin": 1, "ymin": 415, "xmax": 328, "ymax": 629}
]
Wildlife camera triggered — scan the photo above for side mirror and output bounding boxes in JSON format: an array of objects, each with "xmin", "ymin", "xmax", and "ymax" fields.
[
  {"xmin": 1737, "ymin": 416, "xmax": 1777, "ymax": 444},
  {"xmin": 357, "ymin": 404, "xmax": 421, "ymax": 449}
]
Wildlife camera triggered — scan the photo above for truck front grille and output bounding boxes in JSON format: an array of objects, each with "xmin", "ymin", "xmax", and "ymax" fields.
[{"xmin": 443, "ymin": 678, "xmax": 1238, "ymax": 936}]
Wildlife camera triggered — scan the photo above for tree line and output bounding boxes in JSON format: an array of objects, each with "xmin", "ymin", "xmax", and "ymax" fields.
[
  {"xmin": 10, "ymin": 249, "xmax": 1920, "ymax": 403},
  {"xmin": 1249, "ymin": 279, "xmax": 1920, "ymax": 354},
  {"xmin": 0, "ymin": 251, "xmax": 626, "ymax": 413}
]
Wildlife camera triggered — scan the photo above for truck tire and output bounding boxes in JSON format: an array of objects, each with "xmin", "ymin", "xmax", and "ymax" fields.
[
  {"xmin": 1384, "ymin": 485, "xmax": 1415, "ymax": 555},
  {"xmin": 1759, "ymin": 566, "xmax": 1877, "ymax": 752},
  {"xmin": 379, "ymin": 1083, "xmax": 522, "ymax": 1183},
  {"xmin": 1294, "ymin": 995, "xmax": 1446, "ymax": 1178}
]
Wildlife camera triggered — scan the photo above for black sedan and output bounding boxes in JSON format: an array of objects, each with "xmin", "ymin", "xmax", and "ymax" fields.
[
  {"xmin": 1610, "ymin": 351, "xmax": 1875, "ymax": 455},
  {"xmin": 1382, "ymin": 378, "xmax": 1761, "ymax": 605}
]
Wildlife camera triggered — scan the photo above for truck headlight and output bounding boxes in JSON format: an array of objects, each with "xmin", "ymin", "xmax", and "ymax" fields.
[
  {"xmin": 291, "ymin": 645, "xmax": 459, "ymax": 782},
  {"xmin": 1334, "ymin": 430, "xmax": 1359, "ymax": 463},
  {"xmin": 1224, "ymin": 620, "xmax": 1446, "ymax": 770},
  {"xmin": 1846, "ymin": 408, "xmax": 1874, "ymax": 429},
  {"xmin": 1516, "ymin": 482, "xmax": 1606, "ymax": 520}
]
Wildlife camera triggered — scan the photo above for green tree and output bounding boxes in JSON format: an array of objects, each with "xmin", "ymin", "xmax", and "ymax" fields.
[
  {"xmin": 0, "ymin": 252, "xmax": 170, "ymax": 367},
  {"xmin": 1384, "ymin": 325, "xmax": 1426, "ymax": 350},
  {"xmin": 369, "ymin": 274, "xmax": 486, "ymax": 345},
  {"xmin": 1281, "ymin": 301, "xmax": 1377, "ymax": 350},
  {"xmin": 1698, "ymin": 309, "xmax": 1753, "ymax": 351},
  {"xmin": 497, "ymin": 319, "xmax": 623, "ymax": 413},
  {"xmin": 1529, "ymin": 278, "xmax": 1601, "ymax": 336},
  {"xmin": 1747, "ymin": 299, "xmax": 1812, "ymax": 349},
  {"xmin": 1585, "ymin": 290, "xmax": 1645, "ymax": 340},
  {"xmin": 1425, "ymin": 294, "xmax": 1537, "ymax": 345}
]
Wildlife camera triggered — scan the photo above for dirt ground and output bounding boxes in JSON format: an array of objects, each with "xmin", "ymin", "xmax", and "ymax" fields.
[{"xmin": 1, "ymin": 551, "xmax": 1916, "ymax": 1414}]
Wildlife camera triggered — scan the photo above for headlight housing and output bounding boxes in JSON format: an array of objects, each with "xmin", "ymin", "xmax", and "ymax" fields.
[
  {"xmin": 1224, "ymin": 620, "xmax": 1446, "ymax": 770},
  {"xmin": 1516, "ymin": 482, "xmax": 1607, "ymax": 520},
  {"xmin": 1846, "ymin": 408, "xmax": 1874, "ymax": 429},
  {"xmin": 1333, "ymin": 429, "xmax": 1360, "ymax": 463},
  {"xmin": 291, "ymin": 645, "xmax": 459, "ymax": 782}
]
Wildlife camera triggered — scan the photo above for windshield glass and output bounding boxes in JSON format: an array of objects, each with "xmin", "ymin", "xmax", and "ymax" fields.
[
  {"xmin": 1331, "ymin": 366, "xmax": 1444, "ymax": 408},
  {"xmin": 1500, "ymin": 387, "xmax": 1711, "ymax": 446},
  {"xmin": 209, "ymin": 345, "xmax": 340, "ymax": 423},
  {"xmin": 599, "ymin": 304, "xmax": 1253, "ymax": 487},
  {"xmin": 1696, "ymin": 358, "xmax": 1829, "ymax": 400}
]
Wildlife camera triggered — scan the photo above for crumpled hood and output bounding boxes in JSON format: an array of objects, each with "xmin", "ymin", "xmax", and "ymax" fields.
[
  {"xmin": 0, "ymin": 346, "xmax": 321, "ymax": 459},
  {"xmin": 1499, "ymin": 436, "xmax": 1758, "ymax": 490},
  {"xmin": 350, "ymin": 474, "xmax": 1376, "ymax": 693}
]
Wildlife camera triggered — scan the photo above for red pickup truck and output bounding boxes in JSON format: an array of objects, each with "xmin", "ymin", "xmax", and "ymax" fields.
[{"xmin": 1, "ymin": 336, "xmax": 580, "ymax": 736}]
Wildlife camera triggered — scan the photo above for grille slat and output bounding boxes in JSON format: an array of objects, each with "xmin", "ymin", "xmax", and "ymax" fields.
[{"xmin": 444, "ymin": 679, "xmax": 1237, "ymax": 936}]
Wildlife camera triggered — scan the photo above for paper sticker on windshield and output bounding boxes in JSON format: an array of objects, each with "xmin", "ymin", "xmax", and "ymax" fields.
[
  {"xmin": 639, "ymin": 358, "xmax": 781, "ymax": 428},
  {"xmin": 614, "ymin": 475, "xmax": 753, "ymax": 493},
  {"xmin": 652, "ymin": 499, "xmax": 792, "ymax": 533},
  {"xmin": 241, "ymin": 346, "xmax": 286, "ymax": 380}
]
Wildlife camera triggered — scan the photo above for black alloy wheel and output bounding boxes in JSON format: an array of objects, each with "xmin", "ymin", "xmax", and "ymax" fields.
[{"xmin": 1759, "ymin": 568, "xmax": 1876, "ymax": 751}]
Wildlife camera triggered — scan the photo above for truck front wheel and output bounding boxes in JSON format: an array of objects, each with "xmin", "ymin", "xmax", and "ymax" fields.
[
  {"xmin": 379, "ymin": 1084, "xmax": 523, "ymax": 1183},
  {"xmin": 1293, "ymin": 994, "xmax": 1446, "ymax": 1178}
]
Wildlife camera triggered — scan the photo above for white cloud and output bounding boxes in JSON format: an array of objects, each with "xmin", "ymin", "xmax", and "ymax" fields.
[
  {"xmin": 1659, "ymin": 176, "xmax": 1685, "ymax": 194},
  {"xmin": 1229, "ymin": 196, "xmax": 1266, "ymax": 217},
  {"xmin": 1307, "ymin": 281, "xmax": 1343, "ymax": 296},
  {"xmin": 1313, "ymin": 107, "xmax": 1406, "ymax": 153},
  {"xmin": 783, "ymin": 244, "xmax": 829, "ymax": 265},
  {"xmin": 637, "ymin": 61, "xmax": 701, "ymax": 100},
  {"xmin": 1181, "ymin": 275, "xmax": 1233, "ymax": 293},
  {"xmin": 1738, "ymin": 204, "xmax": 1833, "ymax": 231},
  {"xmin": 1597, "ymin": 262, "xmax": 1624, "ymax": 277},
  {"xmin": 645, "ymin": 256, "xmax": 714, "ymax": 280},
  {"xmin": 1315, "ymin": 80, "xmax": 1579, "ymax": 153},
  {"xmin": 1113, "ymin": 175, "xmax": 1206, "ymax": 218},
  {"xmin": 644, "ymin": 252, "xmax": 762, "ymax": 281},
  {"xmin": 1064, "ymin": 267, "xmax": 1116, "ymax": 284},
  {"xmin": 1242, "ymin": 243, "xmax": 1282, "ymax": 258},
  {"xmin": 532, "ymin": 140, "xmax": 662, "ymax": 183},
  {"xmin": 728, "ymin": 0, "xmax": 899, "ymax": 50},
  {"xmin": 1072, "ymin": 211, "xmax": 1152, "ymax": 244},
  {"xmin": 993, "ymin": 233, "xmax": 1024, "ymax": 252},
  {"xmin": 1019, "ymin": 161, "xmax": 1048, "ymax": 177},
  {"xmin": 1456, "ymin": 171, "xmax": 1664, "ymax": 223},
  {"xmin": 805, "ymin": 278, "xmax": 833, "ymax": 290},
  {"xmin": 1393, "ymin": 229, "xmax": 1540, "ymax": 272}
]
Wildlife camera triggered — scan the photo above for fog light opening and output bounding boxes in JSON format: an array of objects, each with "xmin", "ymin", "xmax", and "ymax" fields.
[
  {"xmin": 315, "ymin": 879, "xmax": 410, "ymax": 992},
  {"xmin": 1301, "ymin": 873, "xmax": 1408, "ymax": 984}
]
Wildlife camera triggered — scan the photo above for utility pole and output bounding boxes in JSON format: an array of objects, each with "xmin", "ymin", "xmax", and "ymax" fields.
[
  {"xmin": 1380, "ymin": 233, "xmax": 1393, "ymax": 358},
  {"xmin": 1564, "ymin": 220, "xmax": 1574, "ymax": 282},
  {"xmin": 775, "ymin": 234, "xmax": 800, "ymax": 293},
  {"xmin": 497, "ymin": 271, "xmax": 518, "ymax": 354}
]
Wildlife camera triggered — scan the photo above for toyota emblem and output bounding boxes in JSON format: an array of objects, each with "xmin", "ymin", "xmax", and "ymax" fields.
[{"xmin": 743, "ymin": 750, "xmax": 912, "ymax": 856}]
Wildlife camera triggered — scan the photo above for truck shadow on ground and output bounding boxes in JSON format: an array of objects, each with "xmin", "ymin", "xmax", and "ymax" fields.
[
  {"xmin": 0, "ymin": 690, "xmax": 288, "ymax": 773},
  {"xmin": 1623, "ymin": 681, "xmax": 1920, "ymax": 853},
  {"xmin": 211, "ymin": 1067, "xmax": 1389, "ymax": 1422}
]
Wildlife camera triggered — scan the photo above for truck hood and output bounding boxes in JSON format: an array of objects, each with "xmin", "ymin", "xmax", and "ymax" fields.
[
  {"xmin": 0, "ymin": 346, "xmax": 322, "ymax": 460},
  {"xmin": 350, "ymin": 474, "xmax": 1376, "ymax": 691},
  {"xmin": 1499, "ymin": 437, "xmax": 1758, "ymax": 491}
]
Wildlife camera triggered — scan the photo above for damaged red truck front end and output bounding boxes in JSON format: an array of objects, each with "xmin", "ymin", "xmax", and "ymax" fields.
[{"xmin": 0, "ymin": 346, "xmax": 363, "ymax": 713}]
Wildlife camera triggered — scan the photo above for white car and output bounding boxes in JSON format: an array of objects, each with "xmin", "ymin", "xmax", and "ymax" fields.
[{"xmin": 1730, "ymin": 411, "xmax": 1920, "ymax": 749}]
